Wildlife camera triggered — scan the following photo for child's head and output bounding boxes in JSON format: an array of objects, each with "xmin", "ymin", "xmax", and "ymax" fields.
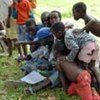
[
  {"xmin": 26, "ymin": 19, "xmax": 36, "ymax": 36},
  {"xmin": 49, "ymin": 10, "xmax": 61, "ymax": 25},
  {"xmin": 72, "ymin": 2, "xmax": 87, "ymax": 20},
  {"xmin": 41, "ymin": 11, "xmax": 50, "ymax": 27},
  {"xmin": 51, "ymin": 22, "xmax": 65, "ymax": 40},
  {"xmin": 34, "ymin": 27, "xmax": 53, "ymax": 48}
]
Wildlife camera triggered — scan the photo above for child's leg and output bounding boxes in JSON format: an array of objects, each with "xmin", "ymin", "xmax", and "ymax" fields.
[
  {"xmin": 56, "ymin": 60, "xmax": 69, "ymax": 90},
  {"xmin": 4, "ymin": 80, "xmax": 26, "ymax": 88},
  {"xmin": 89, "ymin": 60, "xmax": 100, "ymax": 84},
  {"xmin": 17, "ymin": 45, "xmax": 23, "ymax": 57},
  {"xmin": 75, "ymin": 70, "xmax": 93, "ymax": 100},
  {"xmin": 58, "ymin": 60, "xmax": 99, "ymax": 100},
  {"xmin": 3, "ymin": 38, "xmax": 12, "ymax": 56},
  {"xmin": 75, "ymin": 70, "xmax": 100, "ymax": 100},
  {"xmin": 0, "ymin": 38, "xmax": 9, "ymax": 55},
  {"xmin": 25, "ymin": 78, "xmax": 51, "ymax": 95},
  {"xmin": 22, "ymin": 44, "xmax": 27, "ymax": 56},
  {"xmin": 17, "ymin": 25, "xmax": 26, "ymax": 58},
  {"xmin": 78, "ymin": 42, "xmax": 100, "ymax": 83}
]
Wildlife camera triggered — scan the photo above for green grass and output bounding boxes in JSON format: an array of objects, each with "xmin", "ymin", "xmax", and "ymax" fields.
[{"xmin": 0, "ymin": 0, "xmax": 100, "ymax": 99}]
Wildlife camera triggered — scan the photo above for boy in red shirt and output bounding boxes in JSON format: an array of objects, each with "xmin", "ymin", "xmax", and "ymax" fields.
[{"xmin": 14, "ymin": 0, "xmax": 32, "ymax": 58}]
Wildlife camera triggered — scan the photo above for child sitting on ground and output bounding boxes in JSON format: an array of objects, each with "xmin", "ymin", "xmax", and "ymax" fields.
[
  {"xmin": 72, "ymin": 2, "xmax": 100, "ymax": 37},
  {"xmin": 16, "ymin": 19, "xmax": 41, "ymax": 61},
  {"xmin": 51, "ymin": 22, "xmax": 100, "ymax": 86},
  {"xmin": 21, "ymin": 27, "xmax": 54, "ymax": 74},
  {"xmin": 4, "ymin": 27, "xmax": 57, "ymax": 94}
]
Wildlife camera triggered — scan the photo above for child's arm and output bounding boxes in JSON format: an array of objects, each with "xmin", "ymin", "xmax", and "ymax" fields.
[
  {"xmin": 29, "ymin": 0, "xmax": 37, "ymax": 8},
  {"xmin": 79, "ymin": 20, "xmax": 95, "ymax": 33},
  {"xmin": 30, "ymin": 46, "xmax": 49, "ymax": 60},
  {"xmin": 65, "ymin": 37, "xmax": 79, "ymax": 61}
]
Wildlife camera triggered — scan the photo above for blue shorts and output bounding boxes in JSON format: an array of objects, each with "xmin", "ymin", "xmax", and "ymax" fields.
[{"xmin": 17, "ymin": 24, "xmax": 26, "ymax": 41}]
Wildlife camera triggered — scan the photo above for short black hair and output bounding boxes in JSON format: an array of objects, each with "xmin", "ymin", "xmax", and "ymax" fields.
[
  {"xmin": 51, "ymin": 10, "xmax": 62, "ymax": 20},
  {"xmin": 26, "ymin": 18, "xmax": 36, "ymax": 27},
  {"xmin": 51, "ymin": 22, "xmax": 65, "ymax": 34},
  {"xmin": 73, "ymin": 2, "xmax": 87, "ymax": 14},
  {"xmin": 41, "ymin": 11, "xmax": 50, "ymax": 23}
]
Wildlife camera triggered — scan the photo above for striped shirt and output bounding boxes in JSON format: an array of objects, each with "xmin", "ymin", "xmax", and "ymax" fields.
[{"xmin": 64, "ymin": 29, "xmax": 95, "ymax": 61}]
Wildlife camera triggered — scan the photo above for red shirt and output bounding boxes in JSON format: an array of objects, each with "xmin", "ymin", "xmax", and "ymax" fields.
[{"xmin": 16, "ymin": 0, "xmax": 31, "ymax": 25}]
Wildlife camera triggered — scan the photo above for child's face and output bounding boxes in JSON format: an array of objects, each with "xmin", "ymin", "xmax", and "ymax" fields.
[
  {"xmin": 73, "ymin": 10, "xmax": 81, "ymax": 20},
  {"xmin": 42, "ymin": 17, "xmax": 50, "ymax": 27},
  {"xmin": 49, "ymin": 13, "xmax": 60, "ymax": 25},
  {"xmin": 26, "ymin": 24, "xmax": 36, "ymax": 36},
  {"xmin": 52, "ymin": 30, "xmax": 64, "ymax": 40}
]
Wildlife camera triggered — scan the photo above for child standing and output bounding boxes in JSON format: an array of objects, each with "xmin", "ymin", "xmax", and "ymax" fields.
[
  {"xmin": 14, "ymin": 0, "xmax": 32, "ymax": 58},
  {"xmin": 21, "ymin": 27, "xmax": 54, "ymax": 74},
  {"xmin": 72, "ymin": 2, "xmax": 100, "ymax": 37}
]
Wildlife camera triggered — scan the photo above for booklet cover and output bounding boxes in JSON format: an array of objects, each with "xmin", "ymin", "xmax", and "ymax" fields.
[{"xmin": 21, "ymin": 71, "xmax": 46, "ymax": 84}]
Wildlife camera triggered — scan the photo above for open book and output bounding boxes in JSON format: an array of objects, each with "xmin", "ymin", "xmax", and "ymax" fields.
[{"xmin": 21, "ymin": 71, "xmax": 46, "ymax": 84}]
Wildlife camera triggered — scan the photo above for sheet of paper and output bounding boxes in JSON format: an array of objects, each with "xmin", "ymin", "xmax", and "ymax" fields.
[{"xmin": 21, "ymin": 71, "xmax": 46, "ymax": 84}]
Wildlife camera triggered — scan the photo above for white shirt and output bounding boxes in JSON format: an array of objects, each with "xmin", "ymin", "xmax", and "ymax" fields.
[
  {"xmin": 30, "ymin": 46, "xmax": 49, "ymax": 60},
  {"xmin": 0, "ymin": 0, "xmax": 13, "ymax": 22}
]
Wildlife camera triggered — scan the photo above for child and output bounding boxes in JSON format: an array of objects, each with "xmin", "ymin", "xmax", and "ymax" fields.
[
  {"xmin": 25, "ymin": 19, "xmax": 37, "ymax": 42},
  {"xmin": 41, "ymin": 11, "xmax": 51, "ymax": 27},
  {"xmin": 51, "ymin": 22, "xmax": 100, "ymax": 84},
  {"xmin": 49, "ymin": 10, "xmax": 62, "ymax": 25},
  {"xmin": 4, "ymin": 27, "xmax": 57, "ymax": 93},
  {"xmin": 53, "ymin": 41, "xmax": 100, "ymax": 100},
  {"xmin": 21, "ymin": 27, "xmax": 54, "ymax": 74},
  {"xmin": 16, "ymin": 18, "xmax": 38, "ymax": 61},
  {"xmin": 13, "ymin": 0, "xmax": 32, "ymax": 58},
  {"xmin": 72, "ymin": 2, "xmax": 100, "ymax": 37}
]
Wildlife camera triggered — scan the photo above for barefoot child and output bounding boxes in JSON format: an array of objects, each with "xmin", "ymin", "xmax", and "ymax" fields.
[{"xmin": 72, "ymin": 2, "xmax": 100, "ymax": 37}]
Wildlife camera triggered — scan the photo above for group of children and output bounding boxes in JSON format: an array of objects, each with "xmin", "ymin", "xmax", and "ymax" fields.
[{"xmin": 1, "ymin": 1, "xmax": 100, "ymax": 100}]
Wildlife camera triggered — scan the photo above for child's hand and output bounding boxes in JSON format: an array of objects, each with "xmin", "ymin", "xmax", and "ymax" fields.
[
  {"xmin": 38, "ymin": 66, "xmax": 47, "ymax": 70},
  {"xmin": 57, "ymin": 56, "xmax": 66, "ymax": 62}
]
